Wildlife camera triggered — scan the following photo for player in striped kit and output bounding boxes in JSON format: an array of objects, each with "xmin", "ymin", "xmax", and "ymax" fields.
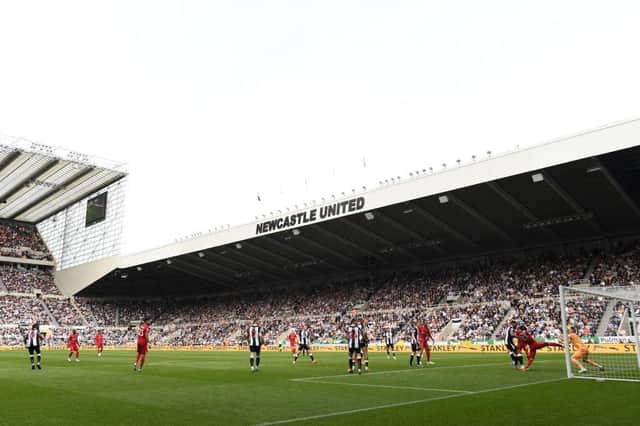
[
  {"xmin": 409, "ymin": 326, "xmax": 421, "ymax": 367},
  {"xmin": 24, "ymin": 323, "xmax": 44, "ymax": 370},
  {"xmin": 504, "ymin": 320, "xmax": 523, "ymax": 369},
  {"xmin": 359, "ymin": 319, "xmax": 371, "ymax": 371},
  {"xmin": 248, "ymin": 323, "xmax": 263, "ymax": 372},
  {"xmin": 347, "ymin": 321, "xmax": 363, "ymax": 375},
  {"xmin": 384, "ymin": 327, "xmax": 396, "ymax": 360},
  {"xmin": 293, "ymin": 325, "xmax": 316, "ymax": 364}
]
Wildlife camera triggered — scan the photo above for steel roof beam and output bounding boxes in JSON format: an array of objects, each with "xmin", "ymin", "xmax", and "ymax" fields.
[
  {"xmin": 405, "ymin": 201, "xmax": 483, "ymax": 250},
  {"xmin": 448, "ymin": 194, "xmax": 517, "ymax": 245},
  {"xmin": 0, "ymin": 150, "xmax": 22, "ymax": 175},
  {"xmin": 29, "ymin": 172, "xmax": 126, "ymax": 223},
  {"xmin": 260, "ymin": 236, "xmax": 344, "ymax": 271},
  {"xmin": 340, "ymin": 216, "xmax": 420, "ymax": 261},
  {"xmin": 9, "ymin": 166, "xmax": 96, "ymax": 219},
  {"xmin": 311, "ymin": 225, "xmax": 387, "ymax": 265},
  {"xmin": 0, "ymin": 158, "xmax": 60, "ymax": 204},
  {"xmin": 593, "ymin": 157, "xmax": 640, "ymax": 218},
  {"xmin": 540, "ymin": 172, "xmax": 603, "ymax": 233},
  {"xmin": 205, "ymin": 249, "xmax": 284, "ymax": 282},
  {"xmin": 486, "ymin": 181, "xmax": 560, "ymax": 240},
  {"xmin": 170, "ymin": 258, "xmax": 238, "ymax": 289},
  {"xmin": 225, "ymin": 246, "xmax": 296, "ymax": 279},
  {"xmin": 374, "ymin": 210, "xmax": 449, "ymax": 256}
]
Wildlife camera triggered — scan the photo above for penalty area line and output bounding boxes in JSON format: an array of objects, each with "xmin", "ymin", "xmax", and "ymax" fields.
[
  {"xmin": 295, "ymin": 380, "xmax": 473, "ymax": 394},
  {"xmin": 290, "ymin": 360, "xmax": 550, "ymax": 382},
  {"xmin": 255, "ymin": 377, "xmax": 566, "ymax": 426}
]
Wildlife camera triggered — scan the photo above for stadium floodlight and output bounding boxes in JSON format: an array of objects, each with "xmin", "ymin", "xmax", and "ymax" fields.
[
  {"xmin": 559, "ymin": 285, "xmax": 640, "ymax": 382},
  {"xmin": 292, "ymin": 229, "xmax": 300, "ymax": 236},
  {"xmin": 166, "ymin": 259, "xmax": 172, "ymax": 265},
  {"xmin": 364, "ymin": 212, "xmax": 375, "ymax": 221},
  {"xmin": 235, "ymin": 243, "xmax": 242, "ymax": 249},
  {"xmin": 531, "ymin": 173, "xmax": 544, "ymax": 183},
  {"xmin": 198, "ymin": 252, "xmax": 205, "ymax": 258},
  {"xmin": 136, "ymin": 266, "xmax": 142, "ymax": 271},
  {"xmin": 438, "ymin": 195, "xmax": 449, "ymax": 204}
]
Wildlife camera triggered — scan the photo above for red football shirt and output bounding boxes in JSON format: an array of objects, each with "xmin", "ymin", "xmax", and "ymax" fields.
[
  {"xmin": 69, "ymin": 334, "xmax": 79, "ymax": 347},
  {"xmin": 288, "ymin": 332, "xmax": 297, "ymax": 346},
  {"xmin": 137, "ymin": 323, "xmax": 149, "ymax": 344},
  {"xmin": 95, "ymin": 334, "xmax": 104, "ymax": 345}
]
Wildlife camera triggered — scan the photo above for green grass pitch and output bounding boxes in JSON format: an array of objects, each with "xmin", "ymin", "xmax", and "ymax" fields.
[{"xmin": 1, "ymin": 349, "xmax": 638, "ymax": 425}]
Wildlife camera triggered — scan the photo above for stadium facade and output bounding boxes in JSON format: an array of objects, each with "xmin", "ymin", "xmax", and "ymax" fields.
[
  {"xmin": 54, "ymin": 117, "xmax": 640, "ymax": 297},
  {"xmin": 0, "ymin": 135, "xmax": 127, "ymax": 271}
]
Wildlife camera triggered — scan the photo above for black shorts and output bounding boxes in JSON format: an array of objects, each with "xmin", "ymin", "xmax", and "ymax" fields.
[
  {"xmin": 386, "ymin": 343, "xmax": 394, "ymax": 349},
  {"xmin": 411, "ymin": 343, "xmax": 419, "ymax": 353},
  {"xmin": 249, "ymin": 345, "xmax": 261, "ymax": 354},
  {"xmin": 348, "ymin": 347, "xmax": 361, "ymax": 356},
  {"xmin": 28, "ymin": 345, "xmax": 40, "ymax": 355},
  {"xmin": 298, "ymin": 344, "xmax": 309, "ymax": 351},
  {"xmin": 505, "ymin": 341, "xmax": 517, "ymax": 353}
]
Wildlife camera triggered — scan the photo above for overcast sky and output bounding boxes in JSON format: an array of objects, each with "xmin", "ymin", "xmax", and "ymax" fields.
[{"xmin": 1, "ymin": 1, "xmax": 639, "ymax": 253}]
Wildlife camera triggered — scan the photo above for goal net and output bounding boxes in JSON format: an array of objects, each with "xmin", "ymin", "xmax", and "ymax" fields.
[{"xmin": 559, "ymin": 285, "xmax": 640, "ymax": 382}]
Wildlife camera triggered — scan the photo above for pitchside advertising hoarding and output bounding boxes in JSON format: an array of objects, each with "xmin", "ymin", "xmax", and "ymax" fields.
[
  {"xmin": 4, "ymin": 342, "xmax": 635, "ymax": 353},
  {"xmin": 255, "ymin": 196, "xmax": 366, "ymax": 235}
]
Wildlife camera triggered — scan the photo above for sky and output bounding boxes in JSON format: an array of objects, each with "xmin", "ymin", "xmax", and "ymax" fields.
[{"xmin": 0, "ymin": 1, "xmax": 639, "ymax": 253}]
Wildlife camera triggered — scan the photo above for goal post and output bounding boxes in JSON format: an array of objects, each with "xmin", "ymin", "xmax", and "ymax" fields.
[{"xmin": 559, "ymin": 285, "xmax": 640, "ymax": 382}]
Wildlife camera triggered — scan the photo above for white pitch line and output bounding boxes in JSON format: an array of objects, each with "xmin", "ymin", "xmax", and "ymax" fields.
[
  {"xmin": 289, "ymin": 361, "xmax": 549, "ymax": 382},
  {"xmin": 255, "ymin": 377, "xmax": 566, "ymax": 426},
  {"xmin": 297, "ymin": 380, "xmax": 473, "ymax": 394}
]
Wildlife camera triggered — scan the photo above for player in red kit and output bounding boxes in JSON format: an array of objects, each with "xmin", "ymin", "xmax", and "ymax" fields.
[
  {"xmin": 417, "ymin": 322, "xmax": 435, "ymax": 365},
  {"xmin": 95, "ymin": 331, "xmax": 104, "ymax": 358},
  {"xmin": 67, "ymin": 329, "xmax": 80, "ymax": 362},
  {"xmin": 288, "ymin": 329, "xmax": 298, "ymax": 363},
  {"xmin": 133, "ymin": 318, "xmax": 151, "ymax": 372},
  {"xmin": 516, "ymin": 324, "xmax": 563, "ymax": 370}
]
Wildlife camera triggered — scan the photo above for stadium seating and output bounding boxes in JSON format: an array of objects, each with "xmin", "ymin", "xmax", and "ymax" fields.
[
  {"xmin": 1, "ymin": 245, "xmax": 638, "ymax": 347},
  {"xmin": 0, "ymin": 222, "xmax": 52, "ymax": 261}
]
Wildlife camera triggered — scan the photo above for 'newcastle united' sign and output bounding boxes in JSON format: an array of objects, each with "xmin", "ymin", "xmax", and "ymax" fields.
[{"xmin": 256, "ymin": 197, "xmax": 366, "ymax": 235}]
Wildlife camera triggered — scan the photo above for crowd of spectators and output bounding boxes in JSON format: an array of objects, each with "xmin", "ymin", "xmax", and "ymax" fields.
[
  {"xmin": 1, "ymin": 247, "xmax": 638, "ymax": 347},
  {"xmin": 590, "ymin": 245, "xmax": 640, "ymax": 287},
  {"xmin": 0, "ymin": 222, "xmax": 52, "ymax": 260},
  {"xmin": 0, "ymin": 265, "xmax": 59, "ymax": 294},
  {"xmin": 0, "ymin": 295, "xmax": 50, "ymax": 325},
  {"xmin": 44, "ymin": 298, "xmax": 81, "ymax": 326}
]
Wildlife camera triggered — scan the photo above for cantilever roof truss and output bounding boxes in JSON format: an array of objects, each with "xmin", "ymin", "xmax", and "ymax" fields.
[{"xmin": 0, "ymin": 148, "xmax": 126, "ymax": 223}]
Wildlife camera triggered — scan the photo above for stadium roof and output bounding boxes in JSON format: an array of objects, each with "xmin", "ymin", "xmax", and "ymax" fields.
[
  {"xmin": 0, "ymin": 135, "xmax": 126, "ymax": 223},
  {"xmin": 62, "ymin": 118, "xmax": 640, "ymax": 297}
]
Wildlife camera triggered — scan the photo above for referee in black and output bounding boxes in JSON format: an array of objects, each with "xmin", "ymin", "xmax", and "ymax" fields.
[{"xmin": 24, "ymin": 323, "xmax": 44, "ymax": 370}]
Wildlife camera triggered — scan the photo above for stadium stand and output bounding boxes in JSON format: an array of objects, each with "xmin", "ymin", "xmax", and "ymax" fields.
[
  {"xmin": 2, "ymin": 245, "xmax": 638, "ymax": 347},
  {"xmin": 2, "ymin": 121, "xmax": 640, "ymax": 350},
  {"xmin": 0, "ymin": 221, "xmax": 52, "ymax": 261}
]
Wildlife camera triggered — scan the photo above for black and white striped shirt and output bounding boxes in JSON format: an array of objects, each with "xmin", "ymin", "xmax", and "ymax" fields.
[
  {"xmin": 504, "ymin": 326, "xmax": 516, "ymax": 346},
  {"xmin": 298, "ymin": 330, "xmax": 311, "ymax": 345},
  {"xmin": 384, "ymin": 331, "xmax": 393, "ymax": 345},
  {"xmin": 248, "ymin": 326, "xmax": 261, "ymax": 346},
  {"xmin": 347, "ymin": 325, "xmax": 362, "ymax": 349},
  {"xmin": 25, "ymin": 329, "xmax": 42, "ymax": 347}
]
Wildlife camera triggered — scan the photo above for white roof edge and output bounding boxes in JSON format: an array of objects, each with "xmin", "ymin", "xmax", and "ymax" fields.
[{"xmin": 117, "ymin": 116, "xmax": 640, "ymax": 269}]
